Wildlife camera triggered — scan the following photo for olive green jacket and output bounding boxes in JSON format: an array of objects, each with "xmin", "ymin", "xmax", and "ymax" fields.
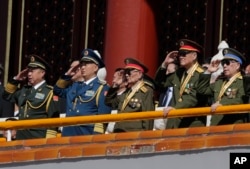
[
  {"xmin": 105, "ymin": 81, "xmax": 155, "ymax": 132},
  {"xmin": 3, "ymin": 79, "xmax": 60, "ymax": 140},
  {"xmin": 205, "ymin": 76, "xmax": 248, "ymax": 125},
  {"xmin": 154, "ymin": 66, "xmax": 211, "ymax": 128}
]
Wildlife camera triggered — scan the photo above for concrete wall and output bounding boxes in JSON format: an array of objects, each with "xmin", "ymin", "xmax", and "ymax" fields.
[{"xmin": 1, "ymin": 147, "xmax": 249, "ymax": 169}]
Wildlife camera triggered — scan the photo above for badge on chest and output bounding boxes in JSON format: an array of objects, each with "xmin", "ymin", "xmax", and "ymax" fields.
[
  {"xmin": 35, "ymin": 93, "xmax": 45, "ymax": 99},
  {"xmin": 85, "ymin": 90, "xmax": 95, "ymax": 97}
]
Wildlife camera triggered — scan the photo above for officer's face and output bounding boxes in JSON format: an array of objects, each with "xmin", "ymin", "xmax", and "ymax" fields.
[
  {"xmin": 125, "ymin": 68, "xmax": 143, "ymax": 86},
  {"xmin": 80, "ymin": 62, "xmax": 98, "ymax": 80},
  {"xmin": 221, "ymin": 59, "xmax": 240, "ymax": 78},
  {"xmin": 178, "ymin": 51, "xmax": 197, "ymax": 69},
  {"xmin": 27, "ymin": 68, "xmax": 45, "ymax": 86}
]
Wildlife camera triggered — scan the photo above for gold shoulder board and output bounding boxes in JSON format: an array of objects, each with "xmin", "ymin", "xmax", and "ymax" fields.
[
  {"xmin": 140, "ymin": 86, "xmax": 148, "ymax": 93},
  {"xmin": 196, "ymin": 66, "xmax": 204, "ymax": 73}
]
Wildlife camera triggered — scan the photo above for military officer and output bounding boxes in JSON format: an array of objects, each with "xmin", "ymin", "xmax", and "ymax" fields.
[
  {"xmin": 2, "ymin": 55, "xmax": 60, "ymax": 140},
  {"xmin": 54, "ymin": 48, "xmax": 112, "ymax": 136},
  {"xmin": 206, "ymin": 48, "xmax": 249, "ymax": 125},
  {"xmin": 154, "ymin": 39, "xmax": 211, "ymax": 128},
  {"xmin": 105, "ymin": 58, "xmax": 155, "ymax": 132}
]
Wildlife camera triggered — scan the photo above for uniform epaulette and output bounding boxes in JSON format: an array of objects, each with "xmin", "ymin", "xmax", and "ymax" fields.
[
  {"xmin": 196, "ymin": 66, "xmax": 204, "ymax": 73},
  {"xmin": 140, "ymin": 86, "xmax": 148, "ymax": 93},
  {"xmin": 56, "ymin": 78, "xmax": 71, "ymax": 88},
  {"xmin": 5, "ymin": 82, "xmax": 18, "ymax": 94},
  {"xmin": 46, "ymin": 85, "xmax": 53, "ymax": 89}
]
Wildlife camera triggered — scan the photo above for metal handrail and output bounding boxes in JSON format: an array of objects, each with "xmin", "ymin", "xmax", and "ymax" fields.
[{"xmin": 0, "ymin": 104, "xmax": 250, "ymax": 130}]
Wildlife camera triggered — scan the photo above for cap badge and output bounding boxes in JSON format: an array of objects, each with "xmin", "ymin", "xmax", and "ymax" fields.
[
  {"xmin": 224, "ymin": 49, "xmax": 228, "ymax": 54},
  {"xmin": 84, "ymin": 50, "xmax": 89, "ymax": 56},
  {"xmin": 180, "ymin": 41, "xmax": 184, "ymax": 46},
  {"xmin": 125, "ymin": 59, "xmax": 129, "ymax": 64},
  {"xmin": 30, "ymin": 56, "xmax": 35, "ymax": 62}
]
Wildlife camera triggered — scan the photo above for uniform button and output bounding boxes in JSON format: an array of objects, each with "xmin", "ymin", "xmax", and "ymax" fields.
[
  {"xmin": 77, "ymin": 110, "xmax": 79, "ymax": 113},
  {"xmin": 26, "ymin": 115, "xmax": 29, "ymax": 118}
]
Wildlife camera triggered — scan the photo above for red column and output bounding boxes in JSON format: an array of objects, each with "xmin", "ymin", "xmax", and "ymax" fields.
[{"xmin": 104, "ymin": 0, "xmax": 158, "ymax": 84}]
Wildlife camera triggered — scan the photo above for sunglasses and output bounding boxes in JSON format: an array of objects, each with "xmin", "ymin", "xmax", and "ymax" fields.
[
  {"xmin": 124, "ymin": 68, "xmax": 140, "ymax": 75},
  {"xmin": 178, "ymin": 50, "xmax": 193, "ymax": 57},
  {"xmin": 221, "ymin": 59, "xmax": 238, "ymax": 66}
]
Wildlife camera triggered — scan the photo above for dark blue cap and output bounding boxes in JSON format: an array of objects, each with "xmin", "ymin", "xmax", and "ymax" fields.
[
  {"xmin": 222, "ymin": 48, "xmax": 246, "ymax": 65},
  {"xmin": 80, "ymin": 49, "xmax": 105, "ymax": 68}
]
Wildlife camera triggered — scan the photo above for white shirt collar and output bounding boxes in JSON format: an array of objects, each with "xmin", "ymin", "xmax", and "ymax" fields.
[
  {"xmin": 33, "ymin": 80, "xmax": 45, "ymax": 89},
  {"xmin": 84, "ymin": 76, "xmax": 97, "ymax": 85}
]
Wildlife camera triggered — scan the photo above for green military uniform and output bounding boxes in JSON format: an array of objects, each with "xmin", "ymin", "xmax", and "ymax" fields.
[
  {"xmin": 105, "ymin": 81, "xmax": 155, "ymax": 132},
  {"xmin": 155, "ymin": 64, "xmax": 211, "ymax": 128},
  {"xmin": 2, "ymin": 54, "xmax": 60, "ymax": 140},
  {"xmin": 105, "ymin": 58, "xmax": 155, "ymax": 132},
  {"xmin": 4, "ymin": 80, "xmax": 59, "ymax": 139},
  {"xmin": 206, "ymin": 48, "xmax": 249, "ymax": 125},
  {"xmin": 206, "ymin": 76, "xmax": 248, "ymax": 125}
]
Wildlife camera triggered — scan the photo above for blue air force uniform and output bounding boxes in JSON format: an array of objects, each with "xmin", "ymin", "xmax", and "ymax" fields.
[
  {"xmin": 54, "ymin": 76, "xmax": 111, "ymax": 136},
  {"xmin": 54, "ymin": 48, "xmax": 112, "ymax": 136}
]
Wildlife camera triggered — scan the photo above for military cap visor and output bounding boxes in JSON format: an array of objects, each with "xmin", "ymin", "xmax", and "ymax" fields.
[{"xmin": 81, "ymin": 57, "xmax": 99, "ymax": 65}]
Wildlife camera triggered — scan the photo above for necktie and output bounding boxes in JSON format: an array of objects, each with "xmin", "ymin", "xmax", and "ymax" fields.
[{"xmin": 162, "ymin": 87, "xmax": 173, "ymax": 107}]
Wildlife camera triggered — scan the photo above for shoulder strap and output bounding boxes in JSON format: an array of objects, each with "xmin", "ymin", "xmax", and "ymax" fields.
[
  {"xmin": 95, "ymin": 84, "xmax": 104, "ymax": 107},
  {"xmin": 45, "ymin": 90, "xmax": 54, "ymax": 115}
]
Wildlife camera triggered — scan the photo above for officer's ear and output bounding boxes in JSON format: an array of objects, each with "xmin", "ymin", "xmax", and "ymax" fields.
[{"xmin": 191, "ymin": 52, "xmax": 198, "ymax": 61}]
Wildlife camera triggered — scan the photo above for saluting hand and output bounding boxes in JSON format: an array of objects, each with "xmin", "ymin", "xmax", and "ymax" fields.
[
  {"xmin": 15, "ymin": 68, "xmax": 29, "ymax": 81},
  {"xmin": 206, "ymin": 60, "xmax": 221, "ymax": 73},
  {"xmin": 112, "ymin": 69, "xmax": 125, "ymax": 88},
  {"xmin": 162, "ymin": 51, "xmax": 178, "ymax": 68},
  {"xmin": 66, "ymin": 62, "xmax": 80, "ymax": 77}
]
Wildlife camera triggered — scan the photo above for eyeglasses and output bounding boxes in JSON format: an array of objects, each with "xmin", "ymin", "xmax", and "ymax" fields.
[
  {"xmin": 178, "ymin": 50, "xmax": 193, "ymax": 57},
  {"xmin": 124, "ymin": 68, "xmax": 140, "ymax": 75},
  {"xmin": 221, "ymin": 59, "xmax": 239, "ymax": 66}
]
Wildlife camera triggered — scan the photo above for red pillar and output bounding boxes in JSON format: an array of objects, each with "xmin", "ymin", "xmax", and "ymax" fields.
[{"xmin": 104, "ymin": 0, "xmax": 158, "ymax": 84}]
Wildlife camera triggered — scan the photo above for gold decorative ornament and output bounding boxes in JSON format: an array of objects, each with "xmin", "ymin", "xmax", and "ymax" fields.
[{"xmin": 178, "ymin": 98, "xmax": 182, "ymax": 102}]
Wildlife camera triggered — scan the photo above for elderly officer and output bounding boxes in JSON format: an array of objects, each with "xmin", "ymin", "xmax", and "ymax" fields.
[
  {"xmin": 54, "ymin": 48, "xmax": 112, "ymax": 136},
  {"xmin": 206, "ymin": 48, "xmax": 249, "ymax": 125},
  {"xmin": 105, "ymin": 58, "xmax": 155, "ymax": 132},
  {"xmin": 154, "ymin": 39, "xmax": 211, "ymax": 128},
  {"xmin": 2, "ymin": 55, "xmax": 60, "ymax": 140}
]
